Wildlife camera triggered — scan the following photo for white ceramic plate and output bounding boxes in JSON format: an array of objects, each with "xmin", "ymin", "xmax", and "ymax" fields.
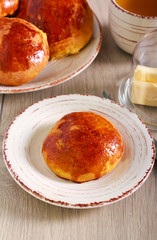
[
  {"xmin": 3, "ymin": 95, "xmax": 155, "ymax": 208},
  {"xmin": 0, "ymin": 15, "xmax": 101, "ymax": 94}
]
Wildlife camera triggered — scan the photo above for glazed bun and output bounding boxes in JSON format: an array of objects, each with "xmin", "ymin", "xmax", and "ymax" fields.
[
  {"xmin": 16, "ymin": 0, "xmax": 94, "ymax": 60},
  {"xmin": 0, "ymin": 0, "xmax": 19, "ymax": 17},
  {"xmin": 42, "ymin": 112, "xmax": 124, "ymax": 183},
  {"xmin": 0, "ymin": 17, "xmax": 49, "ymax": 86}
]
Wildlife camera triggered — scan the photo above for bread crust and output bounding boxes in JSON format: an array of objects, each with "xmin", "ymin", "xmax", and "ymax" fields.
[
  {"xmin": 0, "ymin": 0, "xmax": 19, "ymax": 17},
  {"xmin": 42, "ymin": 112, "xmax": 124, "ymax": 183},
  {"xmin": 16, "ymin": 0, "xmax": 94, "ymax": 60},
  {"xmin": 0, "ymin": 17, "xmax": 49, "ymax": 86}
]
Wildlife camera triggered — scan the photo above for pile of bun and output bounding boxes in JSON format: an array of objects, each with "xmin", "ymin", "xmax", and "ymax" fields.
[{"xmin": 0, "ymin": 0, "xmax": 94, "ymax": 86}]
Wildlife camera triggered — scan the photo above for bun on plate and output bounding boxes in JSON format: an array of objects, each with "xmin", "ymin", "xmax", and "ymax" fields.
[
  {"xmin": 42, "ymin": 112, "xmax": 123, "ymax": 183},
  {"xmin": 0, "ymin": 17, "xmax": 49, "ymax": 86},
  {"xmin": 16, "ymin": 0, "xmax": 94, "ymax": 60}
]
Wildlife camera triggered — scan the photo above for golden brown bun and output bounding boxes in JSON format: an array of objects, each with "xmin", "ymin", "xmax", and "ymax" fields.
[
  {"xmin": 42, "ymin": 112, "xmax": 124, "ymax": 183},
  {"xmin": 16, "ymin": 0, "xmax": 94, "ymax": 60},
  {"xmin": 0, "ymin": 0, "xmax": 19, "ymax": 17},
  {"xmin": 0, "ymin": 17, "xmax": 49, "ymax": 86}
]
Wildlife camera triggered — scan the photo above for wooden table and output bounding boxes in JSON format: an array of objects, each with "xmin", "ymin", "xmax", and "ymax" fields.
[{"xmin": 0, "ymin": 1, "xmax": 157, "ymax": 239}]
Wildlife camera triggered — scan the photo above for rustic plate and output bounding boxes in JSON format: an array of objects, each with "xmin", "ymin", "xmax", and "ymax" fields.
[
  {"xmin": 0, "ymin": 15, "xmax": 101, "ymax": 94},
  {"xmin": 3, "ymin": 95, "xmax": 155, "ymax": 208}
]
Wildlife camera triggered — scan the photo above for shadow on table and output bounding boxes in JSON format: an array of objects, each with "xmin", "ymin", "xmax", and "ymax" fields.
[{"xmin": 152, "ymin": 155, "xmax": 157, "ymax": 174}]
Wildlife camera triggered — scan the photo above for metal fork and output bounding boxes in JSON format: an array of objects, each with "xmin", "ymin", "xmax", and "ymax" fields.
[{"xmin": 102, "ymin": 90, "xmax": 157, "ymax": 160}]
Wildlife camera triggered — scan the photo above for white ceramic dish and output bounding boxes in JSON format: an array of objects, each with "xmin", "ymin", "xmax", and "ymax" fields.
[
  {"xmin": 3, "ymin": 95, "xmax": 155, "ymax": 208},
  {"xmin": 0, "ymin": 15, "xmax": 101, "ymax": 94},
  {"xmin": 109, "ymin": 0, "xmax": 157, "ymax": 54}
]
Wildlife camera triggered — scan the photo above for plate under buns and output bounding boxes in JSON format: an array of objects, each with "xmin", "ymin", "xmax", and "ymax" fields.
[{"xmin": 3, "ymin": 95, "xmax": 155, "ymax": 208}]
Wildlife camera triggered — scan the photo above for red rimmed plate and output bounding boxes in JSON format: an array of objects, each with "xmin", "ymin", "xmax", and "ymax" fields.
[{"xmin": 2, "ymin": 95, "xmax": 155, "ymax": 208}]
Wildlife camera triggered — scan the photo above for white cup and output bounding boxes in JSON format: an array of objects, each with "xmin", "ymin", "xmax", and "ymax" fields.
[{"xmin": 109, "ymin": 0, "xmax": 157, "ymax": 54}]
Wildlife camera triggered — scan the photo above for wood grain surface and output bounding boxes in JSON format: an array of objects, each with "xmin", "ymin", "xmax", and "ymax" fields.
[{"xmin": 0, "ymin": 0, "xmax": 157, "ymax": 239}]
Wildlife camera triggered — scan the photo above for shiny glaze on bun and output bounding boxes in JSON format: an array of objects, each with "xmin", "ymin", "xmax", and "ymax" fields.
[
  {"xmin": 0, "ymin": 0, "xmax": 19, "ymax": 17},
  {"xmin": 42, "ymin": 112, "xmax": 124, "ymax": 183},
  {"xmin": 0, "ymin": 17, "xmax": 49, "ymax": 86},
  {"xmin": 16, "ymin": 0, "xmax": 94, "ymax": 60}
]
